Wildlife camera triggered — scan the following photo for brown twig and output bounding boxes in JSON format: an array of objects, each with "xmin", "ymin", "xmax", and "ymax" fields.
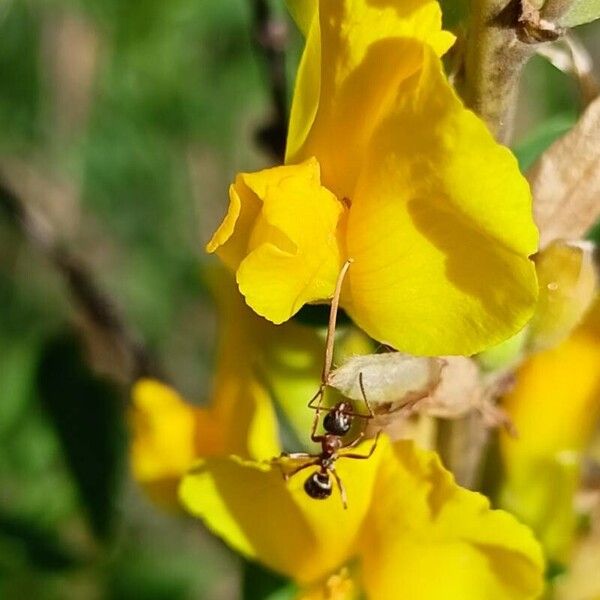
[
  {"xmin": 249, "ymin": 0, "xmax": 289, "ymax": 161},
  {"xmin": 0, "ymin": 180, "xmax": 159, "ymax": 383},
  {"xmin": 458, "ymin": 0, "xmax": 575, "ymax": 144},
  {"xmin": 447, "ymin": 0, "xmax": 578, "ymax": 488}
]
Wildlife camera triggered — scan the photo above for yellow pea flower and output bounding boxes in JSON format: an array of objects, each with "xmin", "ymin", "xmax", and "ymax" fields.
[
  {"xmin": 499, "ymin": 303, "xmax": 600, "ymax": 563},
  {"xmin": 207, "ymin": 0, "xmax": 538, "ymax": 356},
  {"xmin": 180, "ymin": 436, "xmax": 544, "ymax": 599}
]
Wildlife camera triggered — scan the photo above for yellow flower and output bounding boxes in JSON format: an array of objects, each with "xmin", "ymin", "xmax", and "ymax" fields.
[
  {"xmin": 499, "ymin": 303, "xmax": 600, "ymax": 563},
  {"xmin": 207, "ymin": 0, "xmax": 538, "ymax": 356},
  {"xmin": 180, "ymin": 437, "xmax": 544, "ymax": 599}
]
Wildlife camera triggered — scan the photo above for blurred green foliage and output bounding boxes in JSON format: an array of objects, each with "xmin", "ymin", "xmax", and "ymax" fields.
[{"xmin": 0, "ymin": 0, "xmax": 599, "ymax": 598}]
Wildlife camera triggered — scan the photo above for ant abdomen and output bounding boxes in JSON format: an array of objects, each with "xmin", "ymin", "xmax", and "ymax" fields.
[{"xmin": 304, "ymin": 471, "xmax": 332, "ymax": 499}]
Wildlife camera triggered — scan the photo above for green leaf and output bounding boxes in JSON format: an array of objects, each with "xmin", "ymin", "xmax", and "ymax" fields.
[
  {"xmin": 0, "ymin": 510, "xmax": 83, "ymax": 572},
  {"xmin": 560, "ymin": 0, "xmax": 600, "ymax": 26},
  {"xmin": 587, "ymin": 219, "xmax": 600, "ymax": 242},
  {"xmin": 439, "ymin": 0, "xmax": 469, "ymax": 29},
  {"xmin": 0, "ymin": 338, "xmax": 40, "ymax": 439},
  {"xmin": 513, "ymin": 113, "xmax": 577, "ymax": 172},
  {"xmin": 36, "ymin": 333, "xmax": 125, "ymax": 540},
  {"xmin": 242, "ymin": 562, "xmax": 296, "ymax": 600},
  {"xmin": 0, "ymin": 1, "xmax": 41, "ymax": 149},
  {"xmin": 292, "ymin": 304, "xmax": 351, "ymax": 328}
]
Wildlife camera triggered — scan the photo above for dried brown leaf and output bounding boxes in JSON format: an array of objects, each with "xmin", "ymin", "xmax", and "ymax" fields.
[
  {"xmin": 528, "ymin": 95, "xmax": 600, "ymax": 247},
  {"xmin": 414, "ymin": 358, "xmax": 516, "ymax": 433}
]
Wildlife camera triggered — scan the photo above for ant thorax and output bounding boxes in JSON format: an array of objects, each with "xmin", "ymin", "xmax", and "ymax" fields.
[{"xmin": 321, "ymin": 434, "xmax": 343, "ymax": 456}]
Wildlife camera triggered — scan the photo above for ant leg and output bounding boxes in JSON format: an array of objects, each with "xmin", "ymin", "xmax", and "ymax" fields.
[
  {"xmin": 282, "ymin": 459, "xmax": 319, "ymax": 482},
  {"xmin": 322, "ymin": 259, "xmax": 353, "ymax": 384},
  {"xmin": 307, "ymin": 386, "xmax": 325, "ymax": 410},
  {"xmin": 341, "ymin": 430, "xmax": 381, "ymax": 460},
  {"xmin": 343, "ymin": 431, "xmax": 365, "ymax": 450},
  {"xmin": 358, "ymin": 372, "xmax": 375, "ymax": 418},
  {"xmin": 329, "ymin": 467, "xmax": 348, "ymax": 510},
  {"xmin": 308, "ymin": 388, "xmax": 325, "ymax": 441},
  {"xmin": 279, "ymin": 452, "xmax": 312, "ymax": 460}
]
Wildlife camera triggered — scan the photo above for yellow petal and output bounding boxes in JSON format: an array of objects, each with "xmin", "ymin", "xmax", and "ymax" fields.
[
  {"xmin": 527, "ymin": 240, "xmax": 598, "ymax": 353},
  {"xmin": 555, "ymin": 528, "xmax": 600, "ymax": 600},
  {"xmin": 210, "ymin": 158, "xmax": 345, "ymax": 324},
  {"xmin": 499, "ymin": 304, "xmax": 600, "ymax": 561},
  {"xmin": 181, "ymin": 435, "xmax": 543, "ymax": 597},
  {"xmin": 202, "ymin": 267, "xmax": 282, "ymax": 460},
  {"xmin": 205, "ymin": 182, "xmax": 261, "ymax": 272},
  {"xmin": 342, "ymin": 47, "xmax": 538, "ymax": 356},
  {"xmin": 285, "ymin": 0, "xmax": 317, "ymax": 37},
  {"xmin": 286, "ymin": 0, "xmax": 454, "ymax": 197},
  {"xmin": 130, "ymin": 379, "xmax": 202, "ymax": 509},
  {"xmin": 361, "ymin": 441, "xmax": 545, "ymax": 600},
  {"xmin": 179, "ymin": 439, "xmax": 384, "ymax": 586},
  {"xmin": 129, "ymin": 270, "xmax": 284, "ymax": 509}
]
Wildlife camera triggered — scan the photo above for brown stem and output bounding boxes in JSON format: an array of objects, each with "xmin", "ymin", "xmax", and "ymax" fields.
[
  {"xmin": 249, "ymin": 0, "xmax": 289, "ymax": 161},
  {"xmin": 448, "ymin": 0, "xmax": 577, "ymax": 489},
  {"xmin": 0, "ymin": 180, "xmax": 159, "ymax": 384},
  {"xmin": 438, "ymin": 413, "xmax": 491, "ymax": 489},
  {"xmin": 459, "ymin": 0, "xmax": 576, "ymax": 144},
  {"xmin": 459, "ymin": 0, "xmax": 532, "ymax": 143}
]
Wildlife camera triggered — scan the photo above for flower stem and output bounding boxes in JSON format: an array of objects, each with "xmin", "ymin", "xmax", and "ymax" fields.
[
  {"xmin": 249, "ymin": 0, "xmax": 289, "ymax": 161},
  {"xmin": 459, "ymin": 0, "xmax": 576, "ymax": 144},
  {"xmin": 0, "ymin": 178, "xmax": 160, "ymax": 384}
]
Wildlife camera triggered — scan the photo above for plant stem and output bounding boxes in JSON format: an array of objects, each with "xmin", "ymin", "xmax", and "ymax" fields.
[
  {"xmin": 448, "ymin": 0, "xmax": 578, "ymax": 489},
  {"xmin": 0, "ymin": 180, "xmax": 159, "ymax": 384},
  {"xmin": 459, "ymin": 0, "xmax": 577, "ymax": 144},
  {"xmin": 460, "ymin": 0, "xmax": 532, "ymax": 143},
  {"xmin": 249, "ymin": 0, "xmax": 289, "ymax": 161}
]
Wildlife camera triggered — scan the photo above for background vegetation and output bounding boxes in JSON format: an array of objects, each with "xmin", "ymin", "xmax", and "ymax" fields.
[{"xmin": 0, "ymin": 1, "xmax": 598, "ymax": 598}]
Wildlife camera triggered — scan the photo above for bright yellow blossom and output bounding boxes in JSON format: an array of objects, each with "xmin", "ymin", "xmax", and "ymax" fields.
[
  {"xmin": 180, "ymin": 436, "xmax": 544, "ymax": 599},
  {"xmin": 499, "ymin": 303, "xmax": 600, "ymax": 563},
  {"xmin": 207, "ymin": 0, "xmax": 538, "ymax": 356}
]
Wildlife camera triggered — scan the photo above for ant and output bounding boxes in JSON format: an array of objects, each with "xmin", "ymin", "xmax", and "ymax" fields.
[{"xmin": 277, "ymin": 259, "xmax": 381, "ymax": 509}]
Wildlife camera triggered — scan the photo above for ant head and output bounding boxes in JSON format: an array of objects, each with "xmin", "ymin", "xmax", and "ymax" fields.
[
  {"xmin": 304, "ymin": 470, "xmax": 332, "ymax": 500},
  {"xmin": 323, "ymin": 401, "xmax": 353, "ymax": 436}
]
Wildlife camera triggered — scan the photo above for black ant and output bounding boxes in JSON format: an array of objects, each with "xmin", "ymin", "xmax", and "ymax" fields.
[{"xmin": 277, "ymin": 259, "xmax": 381, "ymax": 509}]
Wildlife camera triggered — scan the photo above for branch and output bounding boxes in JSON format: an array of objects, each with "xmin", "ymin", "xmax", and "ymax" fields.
[
  {"xmin": 249, "ymin": 0, "xmax": 289, "ymax": 161},
  {"xmin": 0, "ymin": 180, "xmax": 160, "ymax": 384},
  {"xmin": 459, "ymin": 0, "xmax": 575, "ymax": 144}
]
